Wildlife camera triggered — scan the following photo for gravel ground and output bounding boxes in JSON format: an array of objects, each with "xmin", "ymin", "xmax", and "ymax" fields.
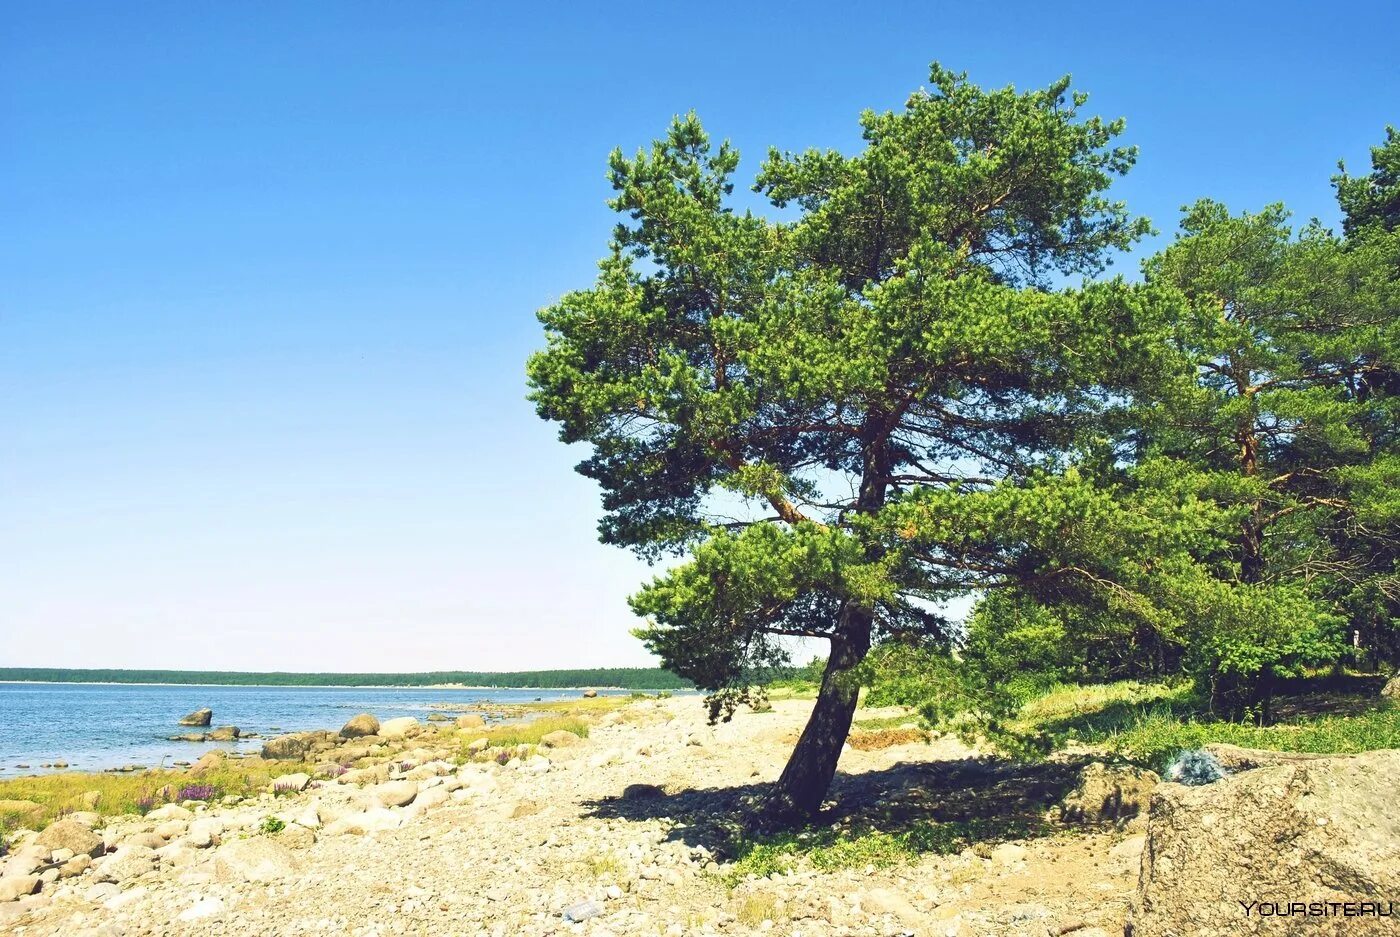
[{"xmin": 0, "ymin": 696, "xmax": 1140, "ymax": 937}]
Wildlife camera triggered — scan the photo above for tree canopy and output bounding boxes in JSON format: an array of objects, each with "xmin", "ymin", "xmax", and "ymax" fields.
[{"xmin": 529, "ymin": 63, "xmax": 1398, "ymax": 817}]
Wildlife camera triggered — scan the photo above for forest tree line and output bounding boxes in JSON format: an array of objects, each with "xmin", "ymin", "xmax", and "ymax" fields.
[{"xmin": 0, "ymin": 667, "xmax": 693, "ymax": 689}]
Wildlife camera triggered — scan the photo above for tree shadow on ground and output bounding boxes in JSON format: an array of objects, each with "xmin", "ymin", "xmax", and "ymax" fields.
[{"xmin": 582, "ymin": 755, "xmax": 1091, "ymax": 858}]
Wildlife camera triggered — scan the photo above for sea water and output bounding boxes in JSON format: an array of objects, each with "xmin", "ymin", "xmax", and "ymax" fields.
[{"xmin": 0, "ymin": 682, "xmax": 655, "ymax": 776}]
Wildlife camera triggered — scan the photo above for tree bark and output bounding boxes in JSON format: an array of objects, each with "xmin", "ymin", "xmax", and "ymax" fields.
[{"xmin": 768, "ymin": 608, "xmax": 873, "ymax": 820}]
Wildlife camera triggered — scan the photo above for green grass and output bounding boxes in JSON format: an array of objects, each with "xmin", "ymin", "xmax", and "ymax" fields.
[
  {"xmin": 723, "ymin": 815, "xmax": 1043, "ymax": 884},
  {"xmin": 460, "ymin": 714, "xmax": 590, "ymax": 751},
  {"xmin": 0, "ymin": 761, "xmax": 316, "ymax": 832},
  {"xmin": 1013, "ymin": 677, "xmax": 1400, "ymax": 772},
  {"xmin": 853, "ymin": 714, "xmax": 925, "ymax": 731}
]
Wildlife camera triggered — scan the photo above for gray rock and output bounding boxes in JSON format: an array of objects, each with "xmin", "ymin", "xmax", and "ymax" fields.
[
  {"xmin": 370, "ymin": 780, "xmax": 418, "ymax": 808},
  {"xmin": 0, "ymin": 875, "xmax": 39, "ymax": 902},
  {"xmin": 35, "ymin": 820, "xmax": 104, "ymax": 858},
  {"xmin": 213, "ymin": 838, "xmax": 301, "ymax": 884},
  {"xmin": 261, "ymin": 733, "xmax": 311, "ymax": 760},
  {"xmin": 177, "ymin": 896, "xmax": 225, "ymax": 922},
  {"xmin": 1129, "ymin": 749, "xmax": 1400, "ymax": 936},
  {"xmin": 95, "ymin": 845, "xmax": 158, "ymax": 883},
  {"xmin": 1202, "ymin": 742, "xmax": 1335, "ymax": 773}
]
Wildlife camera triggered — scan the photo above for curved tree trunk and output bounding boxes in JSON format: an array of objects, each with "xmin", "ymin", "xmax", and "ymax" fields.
[{"xmin": 769, "ymin": 609, "xmax": 873, "ymax": 820}]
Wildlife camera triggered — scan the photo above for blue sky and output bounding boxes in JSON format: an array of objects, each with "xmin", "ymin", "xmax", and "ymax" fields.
[{"xmin": 2, "ymin": 2, "xmax": 1397, "ymax": 672}]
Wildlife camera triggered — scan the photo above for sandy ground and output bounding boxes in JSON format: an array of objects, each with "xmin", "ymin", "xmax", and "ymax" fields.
[{"xmin": 0, "ymin": 695, "xmax": 1141, "ymax": 936}]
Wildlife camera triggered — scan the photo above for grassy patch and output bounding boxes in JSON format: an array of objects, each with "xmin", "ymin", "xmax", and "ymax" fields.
[
  {"xmin": 581, "ymin": 851, "xmax": 625, "ymax": 879},
  {"xmin": 735, "ymin": 892, "xmax": 784, "ymax": 926},
  {"xmin": 846, "ymin": 727, "xmax": 929, "ymax": 751},
  {"xmin": 1013, "ymin": 677, "xmax": 1400, "ymax": 772},
  {"xmin": 853, "ymin": 713, "xmax": 924, "ymax": 731},
  {"xmin": 723, "ymin": 815, "xmax": 1042, "ymax": 884},
  {"xmin": 464, "ymin": 715, "xmax": 590, "ymax": 750},
  {"xmin": 0, "ymin": 761, "xmax": 314, "ymax": 831},
  {"xmin": 522, "ymin": 696, "xmax": 636, "ymax": 716}
]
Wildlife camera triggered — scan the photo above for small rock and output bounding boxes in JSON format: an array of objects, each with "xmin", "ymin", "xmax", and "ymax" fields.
[
  {"xmin": 177, "ymin": 896, "xmax": 226, "ymax": 922},
  {"xmin": 0, "ymin": 875, "xmax": 39, "ymax": 902},
  {"xmin": 510, "ymin": 800, "xmax": 541, "ymax": 818},
  {"xmin": 990, "ymin": 843, "xmax": 1027, "ymax": 866}
]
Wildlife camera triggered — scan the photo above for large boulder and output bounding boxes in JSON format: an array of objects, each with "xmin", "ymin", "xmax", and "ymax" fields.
[
  {"xmin": 1379, "ymin": 674, "xmax": 1399, "ymax": 699},
  {"xmin": 378, "ymin": 717, "xmax": 419, "ymax": 739},
  {"xmin": 261, "ymin": 733, "xmax": 312, "ymax": 760},
  {"xmin": 540, "ymin": 729, "xmax": 582, "ymax": 748},
  {"xmin": 339, "ymin": 713, "xmax": 380, "ymax": 738},
  {"xmin": 1054, "ymin": 762, "xmax": 1160, "ymax": 826},
  {"xmin": 178, "ymin": 708, "xmax": 213, "ymax": 727},
  {"xmin": 206, "ymin": 726, "xmax": 240, "ymax": 741},
  {"xmin": 455, "ymin": 713, "xmax": 486, "ymax": 730},
  {"xmin": 95, "ymin": 844, "xmax": 158, "ymax": 883},
  {"xmin": 1202, "ymin": 743, "xmax": 1333, "ymax": 773},
  {"xmin": 35, "ymin": 819, "xmax": 104, "ymax": 858},
  {"xmin": 1128, "ymin": 749, "xmax": 1400, "ymax": 936},
  {"xmin": 369, "ymin": 780, "xmax": 418, "ymax": 808},
  {"xmin": 213, "ymin": 837, "xmax": 301, "ymax": 883}
]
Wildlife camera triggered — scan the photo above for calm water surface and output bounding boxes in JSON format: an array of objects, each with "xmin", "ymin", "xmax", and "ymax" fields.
[{"xmin": 0, "ymin": 683, "xmax": 651, "ymax": 776}]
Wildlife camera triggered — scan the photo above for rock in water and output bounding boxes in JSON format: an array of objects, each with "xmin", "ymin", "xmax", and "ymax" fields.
[
  {"xmin": 581, "ymin": 689, "xmax": 598, "ymax": 698},
  {"xmin": 340, "ymin": 713, "xmax": 380, "ymax": 738},
  {"xmin": 206, "ymin": 726, "xmax": 240, "ymax": 741},
  {"xmin": 178, "ymin": 708, "xmax": 213, "ymax": 727},
  {"xmin": 1129, "ymin": 749, "xmax": 1400, "ymax": 936}
]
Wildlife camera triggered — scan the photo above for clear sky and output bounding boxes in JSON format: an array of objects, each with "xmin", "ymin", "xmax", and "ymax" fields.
[{"xmin": 3, "ymin": 2, "xmax": 1397, "ymax": 672}]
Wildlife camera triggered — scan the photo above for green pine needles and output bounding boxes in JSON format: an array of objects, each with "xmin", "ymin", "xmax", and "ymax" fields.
[{"xmin": 528, "ymin": 62, "xmax": 1400, "ymax": 816}]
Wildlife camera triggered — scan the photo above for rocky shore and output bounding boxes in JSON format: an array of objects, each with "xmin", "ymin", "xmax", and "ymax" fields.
[{"xmin": 1, "ymin": 695, "xmax": 1394, "ymax": 936}]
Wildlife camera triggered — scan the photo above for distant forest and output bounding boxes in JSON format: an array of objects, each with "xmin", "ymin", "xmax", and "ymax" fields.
[{"xmin": 0, "ymin": 667, "xmax": 693, "ymax": 689}]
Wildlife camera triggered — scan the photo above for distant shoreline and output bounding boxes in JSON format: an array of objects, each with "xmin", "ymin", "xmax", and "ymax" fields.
[
  {"xmin": 0, "ymin": 666, "xmax": 693, "ymax": 691},
  {"xmin": 0, "ymin": 680, "xmax": 669, "ymax": 691}
]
